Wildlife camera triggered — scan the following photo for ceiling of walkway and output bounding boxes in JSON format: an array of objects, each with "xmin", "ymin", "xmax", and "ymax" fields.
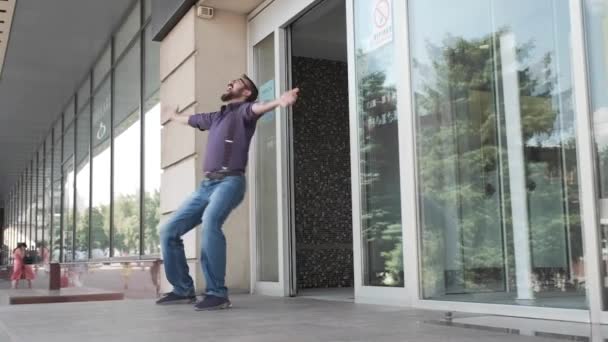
[{"xmin": 0, "ymin": 0, "xmax": 135, "ymax": 202}]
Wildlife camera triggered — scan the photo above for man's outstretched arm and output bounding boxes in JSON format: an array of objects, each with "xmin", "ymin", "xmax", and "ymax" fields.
[
  {"xmin": 171, "ymin": 107, "xmax": 215, "ymax": 130},
  {"xmin": 251, "ymin": 88, "xmax": 300, "ymax": 116}
]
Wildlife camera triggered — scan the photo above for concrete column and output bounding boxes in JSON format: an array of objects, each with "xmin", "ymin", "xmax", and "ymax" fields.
[{"xmin": 159, "ymin": 7, "xmax": 250, "ymax": 295}]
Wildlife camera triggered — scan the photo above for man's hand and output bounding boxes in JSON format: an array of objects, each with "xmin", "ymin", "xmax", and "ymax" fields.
[
  {"xmin": 279, "ymin": 88, "xmax": 299, "ymax": 107},
  {"xmin": 170, "ymin": 106, "xmax": 190, "ymax": 125},
  {"xmin": 170, "ymin": 106, "xmax": 179, "ymax": 120},
  {"xmin": 251, "ymin": 88, "xmax": 300, "ymax": 115}
]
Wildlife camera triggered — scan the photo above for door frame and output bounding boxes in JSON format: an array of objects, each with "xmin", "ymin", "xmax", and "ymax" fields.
[
  {"xmin": 247, "ymin": 0, "xmax": 414, "ymax": 305},
  {"xmin": 247, "ymin": 27, "xmax": 291, "ymax": 297},
  {"xmin": 569, "ymin": 0, "xmax": 606, "ymax": 325}
]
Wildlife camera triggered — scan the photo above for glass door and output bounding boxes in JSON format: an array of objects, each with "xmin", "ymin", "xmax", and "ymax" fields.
[
  {"xmin": 248, "ymin": 0, "xmax": 320, "ymax": 296},
  {"xmin": 408, "ymin": 0, "xmax": 585, "ymax": 310},
  {"xmin": 252, "ymin": 32, "xmax": 283, "ymax": 294}
]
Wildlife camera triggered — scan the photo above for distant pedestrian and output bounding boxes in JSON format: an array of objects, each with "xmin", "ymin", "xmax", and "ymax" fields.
[{"xmin": 10, "ymin": 243, "xmax": 35, "ymax": 289}]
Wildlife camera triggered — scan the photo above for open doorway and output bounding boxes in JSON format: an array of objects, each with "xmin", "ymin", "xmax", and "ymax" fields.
[{"xmin": 289, "ymin": 0, "xmax": 352, "ymax": 302}]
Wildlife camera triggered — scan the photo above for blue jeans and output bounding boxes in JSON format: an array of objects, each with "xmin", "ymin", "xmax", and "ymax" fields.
[{"xmin": 160, "ymin": 176, "xmax": 246, "ymax": 298}]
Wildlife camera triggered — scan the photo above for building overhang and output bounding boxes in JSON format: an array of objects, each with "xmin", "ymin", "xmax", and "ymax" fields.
[{"xmin": 151, "ymin": 0, "xmax": 266, "ymax": 42}]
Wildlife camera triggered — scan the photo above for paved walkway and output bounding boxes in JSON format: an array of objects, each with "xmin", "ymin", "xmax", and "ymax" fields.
[{"xmin": 0, "ymin": 294, "xmax": 597, "ymax": 342}]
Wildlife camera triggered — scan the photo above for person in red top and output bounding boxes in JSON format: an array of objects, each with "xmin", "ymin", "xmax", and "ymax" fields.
[{"xmin": 11, "ymin": 243, "xmax": 35, "ymax": 289}]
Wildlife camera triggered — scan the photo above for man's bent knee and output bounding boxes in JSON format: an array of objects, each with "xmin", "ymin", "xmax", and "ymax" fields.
[{"xmin": 160, "ymin": 224, "xmax": 180, "ymax": 244}]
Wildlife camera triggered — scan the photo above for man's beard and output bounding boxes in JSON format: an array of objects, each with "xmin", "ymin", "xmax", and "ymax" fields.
[
  {"xmin": 221, "ymin": 89, "xmax": 243, "ymax": 102},
  {"xmin": 221, "ymin": 92, "xmax": 234, "ymax": 102}
]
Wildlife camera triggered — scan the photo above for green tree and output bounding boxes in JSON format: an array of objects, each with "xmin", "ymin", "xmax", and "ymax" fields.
[
  {"xmin": 90, "ymin": 205, "xmax": 109, "ymax": 257},
  {"xmin": 143, "ymin": 190, "xmax": 161, "ymax": 254},
  {"xmin": 113, "ymin": 193, "xmax": 140, "ymax": 256},
  {"xmin": 75, "ymin": 210, "xmax": 90, "ymax": 256}
]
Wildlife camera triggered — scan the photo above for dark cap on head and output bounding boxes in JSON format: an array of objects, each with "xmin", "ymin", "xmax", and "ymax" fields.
[{"xmin": 241, "ymin": 74, "xmax": 259, "ymax": 102}]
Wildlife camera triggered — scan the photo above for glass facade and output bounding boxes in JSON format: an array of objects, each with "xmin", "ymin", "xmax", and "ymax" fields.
[{"xmin": 2, "ymin": 0, "xmax": 159, "ymax": 263}]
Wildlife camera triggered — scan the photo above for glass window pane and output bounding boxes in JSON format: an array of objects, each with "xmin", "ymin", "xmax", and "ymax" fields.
[
  {"xmin": 91, "ymin": 78, "xmax": 111, "ymax": 258},
  {"xmin": 78, "ymin": 76, "xmax": 91, "ymax": 112},
  {"xmin": 411, "ymin": 0, "xmax": 584, "ymax": 308},
  {"xmin": 21, "ymin": 179, "xmax": 25, "ymax": 243},
  {"xmin": 23, "ymin": 177, "xmax": 27, "ymax": 247},
  {"xmin": 354, "ymin": 0, "xmax": 403, "ymax": 287},
  {"xmin": 93, "ymin": 45, "xmax": 111, "ymax": 89},
  {"xmin": 143, "ymin": 25, "xmax": 161, "ymax": 255},
  {"xmin": 144, "ymin": 25, "xmax": 160, "ymax": 102},
  {"xmin": 63, "ymin": 162, "xmax": 75, "ymax": 262},
  {"xmin": 585, "ymin": 0, "xmax": 608, "ymax": 310},
  {"xmin": 30, "ymin": 165, "xmax": 35, "ymax": 251},
  {"xmin": 144, "ymin": 0, "xmax": 151, "ymax": 20},
  {"xmin": 143, "ymin": 96, "xmax": 160, "ymax": 256},
  {"xmin": 63, "ymin": 123, "xmax": 74, "ymax": 162},
  {"xmin": 22, "ymin": 170, "xmax": 26, "ymax": 248},
  {"xmin": 19, "ymin": 181, "xmax": 23, "ymax": 247},
  {"xmin": 17, "ymin": 181, "xmax": 21, "ymax": 244},
  {"xmin": 54, "ymin": 118, "xmax": 62, "ymax": 145},
  {"xmin": 65, "ymin": 97, "xmax": 76, "ymax": 126},
  {"xmin": 25, "ymin": 168, "xmax": 30, "ymax": 249},
  {"xmin": 254, "ymin": 33, "xmax": 279, "ymax": 282},
  {"xmin": 31, "ymin": 164, "xmax": 36, "ymax": 251},
  {"xmin": 113, "ymin": 40, "xmax": 141, "ymax": 257},
  {"xmin": 115, "ymin": 42, "xmax": 141, "ymax": 126},
  {"xmin": 44, "ymin": 136, "xmax": 52, "ymax": 255},
  {"xmin": 53, "ymin": 134, "xmax": 62, "ymax": 182},
  {"xmin": 52, "ymin": 179, "xmax": 61, "ymax": 262},
  {"xmin": 114, "ymin": 2, "xmax": 141, "ymax": 61},
  {"xmin": 36, "ymin": 152, "xmax": 43, "ymax": 254},
  {"xmin": 76, "ymin": 107, "xmax": 91, "ymax": 261}
]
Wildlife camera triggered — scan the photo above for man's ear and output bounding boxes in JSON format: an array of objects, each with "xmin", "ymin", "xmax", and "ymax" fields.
[{"xmin": 244, "ymin": 89, "xmax": 252, "ymax": 99}]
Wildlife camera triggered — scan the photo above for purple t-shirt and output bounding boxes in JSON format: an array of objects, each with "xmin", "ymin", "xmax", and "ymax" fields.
[{"xmin": 188, "ymin": 101, "xmax": 259, "ymax": 173}]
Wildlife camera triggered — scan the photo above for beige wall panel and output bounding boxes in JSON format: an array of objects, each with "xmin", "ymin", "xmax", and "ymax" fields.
[
  {"xmin": 194, "ymin": 10, "xmax": 247, "ymax": 112},
  {"xmin": 160, "ymin": 55, "xmax": 197, "ymax": 125},
  {"xmin": 161, "ymin": 106, "xmax": 197, "ymax": 168},
  {"xmin": 160, "ymin": 156, "xmax": 198, "ymax": 214},
  {"xmin": 223, "ymin": 189, "xmax": 251, "ymax": 292},
  {"xmin": 160, "ymin": 8, "xmax": 196, "ymax": 80}
]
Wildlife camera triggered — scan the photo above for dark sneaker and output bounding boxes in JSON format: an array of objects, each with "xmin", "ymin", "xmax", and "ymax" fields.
[
  {"xmin": 194, "ymin": 295, "xmax": 232, "ymax": 311},
  {"xmin": 155, "ymin": 292, "xmax": 196, "ymax": 305}
]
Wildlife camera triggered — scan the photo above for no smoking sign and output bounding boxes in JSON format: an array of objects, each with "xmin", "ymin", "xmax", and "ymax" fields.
[
  {"xmin": 374, "ymin": 0, "xmax": 390, "ymax": 28},
  {"xmin": 370, "ymin": 0, "xmax": 393, "ymax": 52}
]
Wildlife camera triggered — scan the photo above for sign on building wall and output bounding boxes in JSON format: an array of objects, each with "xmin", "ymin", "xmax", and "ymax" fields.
[
  {"xmin": 369, "ymin": 0, "xmax": 393, "ymax": 52},
  {"xmin": 92, "ymin": 95, "xmax": 111, "ymax": 147}
]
